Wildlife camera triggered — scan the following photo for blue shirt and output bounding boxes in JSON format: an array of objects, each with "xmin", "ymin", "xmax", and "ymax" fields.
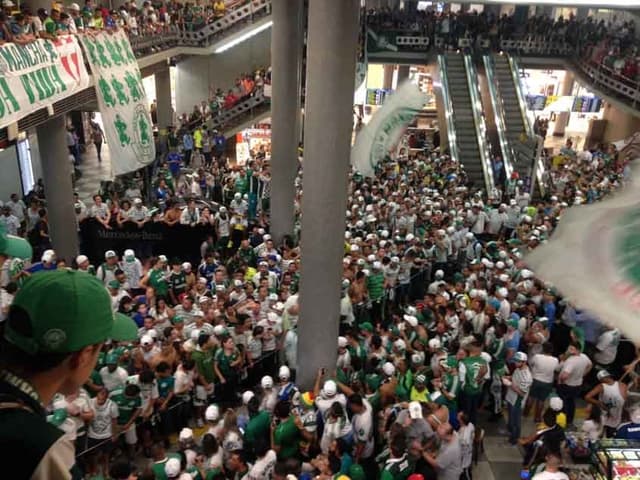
[
  {"xmin": 183, "ymin": 134, "xmax": 194, "ymax": 150},
  {"xmin": 27, "ymin": 262, "xmax": 57, "ymax": 274},
  {"xmin": 616, "ymin": 422, "xmax": 640, "ymax": 440},
  {"xmin": 544, "ymin": 301, "xmax": 556, "ymax": 331}
]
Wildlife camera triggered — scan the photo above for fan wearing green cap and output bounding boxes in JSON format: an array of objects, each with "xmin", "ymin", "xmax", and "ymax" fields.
[{"xmin": 0, "ymin": 270, "xmax": 137, "ymax": 480}]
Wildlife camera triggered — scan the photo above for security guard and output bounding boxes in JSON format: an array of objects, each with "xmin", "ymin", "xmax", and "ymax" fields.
[{"xmin": 0, "ymin": 256, "xmax": 137, "ymax": 479}]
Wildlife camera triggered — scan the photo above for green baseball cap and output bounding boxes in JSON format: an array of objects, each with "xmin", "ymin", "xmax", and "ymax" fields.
[
  {"xmin": 108, "ymin": 280, "xmax": 120, "ymax": 289},
  {"xmin": 349, "ymin": 464, "xmax": 366, "ymax": 480},
  {"xmin": 0, "ymin": 225, "xmax": 32, "ymax": 260},
  {"xmin": 172, "ymin": 315, "xmax": 184, "ymax": 324},
  {"xmin": 105, "ymin": 352, "xmax": 119, "ymax": 364},
  {"xmin": 4, "ymin": 270, "xmax": 137, "ymax": 354},
  {"xmin": 359, "ymin": 321, "xmax": 373, "ymax": 333}
]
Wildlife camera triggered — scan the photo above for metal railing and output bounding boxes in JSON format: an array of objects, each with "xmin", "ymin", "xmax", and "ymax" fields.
[
  {"xmin": 482, "ymin": 54, "xmax": 514, "ymax": 181},
  {"xmin": 436, "ymin": 55, "xmax": 460, "ymax": 163},
  {"xmin": 463, "ymin": 54, "xmax": 495, "ymax": 193},
  {"xmin": 208, "ymin": 91, "xmax": 270, "ymax": 132},
  {"xmin": 507, "ymin": 55, "xmax": 534, "ymax": 139},
  {"xmin": 179, "ymin": 0, "xmax": 271, "ymax": 47}
]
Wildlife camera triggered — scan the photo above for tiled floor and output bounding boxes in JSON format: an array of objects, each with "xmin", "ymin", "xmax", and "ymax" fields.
[{"xmin": 74, "ymin": 142, "xmax": 113, "ymax": 203}]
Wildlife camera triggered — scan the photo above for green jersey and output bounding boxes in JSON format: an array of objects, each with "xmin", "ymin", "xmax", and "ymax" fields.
[
  {"xmin": 214, "ymin": 348, "xmax": 238, "ymax": 378},
  {"xmin": 488, "ymin": 337, "xmax": 506, "ymax": 371},
  {"xmin": 367, "ymin": 273, "xmax": 385, "ymax": 301},
  {"xmin": 192, "ymin": 348, "xmax": 215, "ymax": 384},
  {"xmin": 149, "ymin": 268, "xmax": 169, "ymax": 296},
  {"xmin": 169, "ymin": 271, "xmax": 187, "ymax": 296},
  {"xmin": 440, "ymin": 371, "xmax": 460, "ymax": 408},
  {"xmin": 460, "ymin": 356, "xmax": 488, "ymax": 395},
  {"xmin": 110, "ymin": 389, "xmax": 141, "ymax": 425},
  {"xmin": 380, "ymin": 453, "xmax": 413, "ymax": 480},
  {"xmin": 274, "ymin": 416, "xmax": 300, "ymax": 460}
]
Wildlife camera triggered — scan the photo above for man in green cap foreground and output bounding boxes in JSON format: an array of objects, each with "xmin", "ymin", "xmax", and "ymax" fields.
[{"xmin": 0, "ymin": 269, "xmax": 137, "ymax": 479}]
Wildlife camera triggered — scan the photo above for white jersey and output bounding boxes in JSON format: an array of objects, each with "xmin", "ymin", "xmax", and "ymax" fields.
[
  {"xmin": 247, "ymin": 450, "xmax": 276, "ymax": 480},
  {"xmin": 88, "ymin": 398, "xmax": 119, "ymax": 439},
  {"xmin": 601, "ymin": 381, "xmax": 625, "ymax": 428}
]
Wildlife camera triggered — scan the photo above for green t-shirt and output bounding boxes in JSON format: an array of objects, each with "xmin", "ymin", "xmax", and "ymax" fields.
[
  {"xmin": 192, "ymin": 348, "xmax": 215, "ymax": 384},
  {"xmin": 440, "ymin": 371, "xmax": 460, "ymax": 408},
  {"xmin": 157, "ymin": 376, "xmax": 175, "ymax": 399},
  {"xmin": 380, "ymin": 454, "xmax": 413, "ymax": 480},
  {"xmin": 149, "ymin": 268, "xmax": 169, "ymax": 296},
  {"xmin": 244, "ymin": 410, "xmax": 271, "ymax": 451},
  {"xmin": 214, "ymin": 348, "xmax": 238, "ymax": 378},
  {"xmin": 44, "ymin": 17, "xmax": 57, "ymax": 34},
  {"xmin": 460, "ymin": 356, "xmax": 488, "ymax": 395},
  {"xmin": 110, "ymin": 389, "xmax": 142, "ymax": 425},
  {"xmin": 488, "ymin": 337, "xmax": 506, "ymax": 371},
  {"xmin": 273, "ymin": 416, "xmax": 300, "ymax": 460},
  {"xmin": 235, "ymin": 176, "xmax": 248, "ymax": 194}
]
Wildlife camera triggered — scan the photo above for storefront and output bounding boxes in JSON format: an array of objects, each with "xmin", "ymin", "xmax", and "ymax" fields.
[
  {"xmin": 234, "ymin": 122, "xmax": 271, "ymax": 166},
  {"xmin": 522, "ymin": 68, "xmax": 604, "ymax": 149}
]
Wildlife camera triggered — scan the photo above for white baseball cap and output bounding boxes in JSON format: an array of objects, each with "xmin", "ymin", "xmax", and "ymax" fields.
[
  {"xmin": 278, "ymin": 365, "xmax": 291, "ymax": 380},
  {"xmin": 165, "ymin": 458, "xmax": 181, "ymax": 478},
  {"xmin": 338, "ymin": 336, "xmax": 348, "ymax": 348},
  {"xmin": 75, "ymin": 255, "xmax": 88, "ymax": 265},
  {"xmin": 435, "ymin": 269, "xmax": 444, "ymax": 279},
  {"xmin": 42, "ymin": 249, "xmax": 55, "ymax": 262},
  {"xmin": 242, "ymin": 390, "xmax": 255, "ymax": 405},
  {"xmin": 513, "ymin": 351, "xmax": 528, "ymax": 363},
  {"xmin": 105, "ymin": 250, "xmax": 117, "ymax": 259},
  {"xmin": 261, "ymin": 375, "xmax": 274, "ymax": 389},
  {"xmin": 140, "ymin": 335, "xmax": 153, "ymax": 346},
  {"xmin": 403, "ymin": 314, "xmax": 418, "ymax": 327},
  {"xmin": 394, "ymin": 339, "xmax": 406, "ymax": 351},
  {"xmin": 205, "ymin": 404, "xmax": 220, "ymax": 421},
  {"xmin": 124, "ymin": 249, "xmax": 135, "ymax": 260},
  {"xmin": 549, "ymin": 396, "xmax": 563, "ymax": 411},
  {"xmin": 409, "ymin": 401, "xmax": 423, "ymax": 419},
  {"xmin": 68, "ymin": 2, "xmax": 80, "ymax": 10},
  {"xmin": 382, "ymin": 362, "xmax": 395, "ymax": 376},
  {"xmin": 179, "ymin": 427, "xmax": 193, "ymax": 441},
  {"xmin": 323, "ymin": 380, "xmax": 337, "ymax": 397},
  {"xmin": 182, "ymin": 262, "xmax": 191, "ymax": 271},
  {"xmin": 428, "ymin": 338, "xmax": 441, "ymax": 349}
]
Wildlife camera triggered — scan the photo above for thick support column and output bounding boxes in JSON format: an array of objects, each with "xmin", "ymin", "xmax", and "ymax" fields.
[
  {"xmin": 270, "ymin": 0, "xmax": 303, "ymax": 243},
  {"xmin": 382, "ymin": 65, "xmax": 395, "ymax": 90},
  {"xmin": 397, "ymin": 65, "xmax": 411, "ymax": 83},
  {"xmin": 37, "ymin": 115, "xmax": 78, "ymax": 262},
  {"xmin": 553, "ymin": 71, "xmax": 575, "ymax": 137},
  {"xmin": 297, "ymin": 0, "xmax": 360, "ymax": 390},
  {"xmin": 155, "ymin": 68, "xmax": 173, "ymax": 129}
]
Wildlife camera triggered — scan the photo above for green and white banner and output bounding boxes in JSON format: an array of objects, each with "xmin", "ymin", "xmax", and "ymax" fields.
[
  {"xmin": 351, "ymin": 81, "xmax": 425, "ymax": 177},
  {"xmin": 80, "ymin": 30, "xmax": 155, "ymax": 177},
  {"xmin": 0, "ymin": 35, "xmax": 90, "ymax": 130}
]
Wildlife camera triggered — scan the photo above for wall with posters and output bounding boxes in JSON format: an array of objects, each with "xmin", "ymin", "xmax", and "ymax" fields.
[{"xmin": 175, "ymin": 29, "xmax": 271, "ymax": 115}]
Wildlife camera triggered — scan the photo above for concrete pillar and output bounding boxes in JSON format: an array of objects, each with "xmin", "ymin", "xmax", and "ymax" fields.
[
  {"xmin": 155, "ymin": 68, "xmax": 173, "ymax": 129},
  {"xmin": 553, "ymin": 71, "xmax": 575, "ymax": 136},
  {"xmin": 270, "ymin": 0, "xmax": 303, "ymax": 243},
  {"xmin": 297, "ymin": 0, "xmax": 360, "ymax": 390},
  {"xmin": 397, "ymin": 65, "xmax": 410, "ymax": 83},
  {"xmin": 382, "ymin": 65, "xmax": 394, "ymax": 90},
  {"xmin": 36, "ymin": 115, "xmax": 78, "ymax": 262}
]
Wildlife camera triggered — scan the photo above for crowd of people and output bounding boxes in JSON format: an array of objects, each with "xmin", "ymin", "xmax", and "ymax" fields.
[
  {"xmin": 0, "ymin": 0, "xmax": 260, "ymax": 47},
  {"xmin": 2, "ymin": 109, "xmax": 637, "ymax": 480},
  {"xmin": 366, "ymin": 6, "xmax": 639, "ymax": 89}
]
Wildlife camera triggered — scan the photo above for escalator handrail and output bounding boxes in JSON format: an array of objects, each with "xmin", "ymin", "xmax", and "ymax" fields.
[
  {"xmin": 437, "ymin": 55, "xmax": 460, "ymax": 164},
  {"xmin": 507, "ymin": 55, "xmax": 535, "ymax": 139},
  {"xmin": 482, "ymin": 54, "xmax": 514, "ymax": 181},
  {"xmin": 463, "ymin": 54, "xmax": 495, "ymax": 193}
]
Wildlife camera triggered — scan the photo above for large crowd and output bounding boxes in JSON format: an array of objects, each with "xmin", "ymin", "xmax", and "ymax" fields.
[{"xmin": 2, "ymin": 111, "xmax": 638, "ymax": 480}]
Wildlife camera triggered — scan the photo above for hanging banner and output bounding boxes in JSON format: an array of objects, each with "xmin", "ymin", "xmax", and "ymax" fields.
[
  {"xmin": 80, "ymin": 30, "xmax": 155, "ymax": 177},
  {"xmin": 351, "ymin": 81, "xmax": 425, "ymax": 178},
  {"xmin": 526, "ymin": 169, "xmax": 640, "ymax": 344},
  {"xmin": 0, "ymin": 35, "xmax": 90, "ymax": 130}
]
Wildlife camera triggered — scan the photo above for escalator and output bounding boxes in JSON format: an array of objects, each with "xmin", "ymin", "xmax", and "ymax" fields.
[
  {"xmin": 439, "ymin": 53, "xmax": 494, "ymax": 192},
  {"xmin": 491, "ymin": 53, "xmax": 542, "ymax": 188}
]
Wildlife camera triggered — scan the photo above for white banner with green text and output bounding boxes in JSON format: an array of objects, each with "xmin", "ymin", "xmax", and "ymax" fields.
[
  {"xmin": 80, "ymin": 30, "xmax": 155, "ymax": 176},
  {"xmin": 0, "ymin": 35, "xmax": 90, "ymax": 130}
]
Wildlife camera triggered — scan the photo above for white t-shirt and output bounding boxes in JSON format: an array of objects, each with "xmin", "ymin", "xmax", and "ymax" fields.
[
  {"xmin": 174, "ymin": 367, "xmax": 194, "ymax": 397},
  {"xmin": 595, "ymin": 328, "xmax": 621, "ymax": 365},
  {"xmin": 99, "ymin": 366, "xmax": 129, "ymax": 392},
  {"xmin": 560, "ymin": 353, "xmax": 592, "ymax": 387},
  {"xmin": 88, "ymin": 397, "xmax": 119, "ymax": 439},
  {"xmin": 247, "ymin": 449, "xmax": 276, "ymax": 480},
  {"xmin": 532, "ymin": 470, "xmax": 569, "ymax": 480},
  {"xmin": 530, "ymin": 354, "xmax": 559, "ymax": 383},
  {"xmin": 315, "ymin": 393, "xmax": 347, "ymax": 418},
  {"xmin": 352, "ymin": 399, "xmax": 374, "ymax": 459}
]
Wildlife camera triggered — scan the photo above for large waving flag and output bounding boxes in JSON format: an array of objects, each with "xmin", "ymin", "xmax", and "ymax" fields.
[
  {"xmin": 351, "ymin": 81, "xmax": 426, "ymax": 178},
  {"xmin": 526, "ymin": 171, "xmax": 640, "ymax": 343}
]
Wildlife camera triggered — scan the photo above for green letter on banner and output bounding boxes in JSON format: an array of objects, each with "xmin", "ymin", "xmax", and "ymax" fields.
[{"xmin": 0, "ymin": 78, "xmax": 20, "ymax": 118}]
